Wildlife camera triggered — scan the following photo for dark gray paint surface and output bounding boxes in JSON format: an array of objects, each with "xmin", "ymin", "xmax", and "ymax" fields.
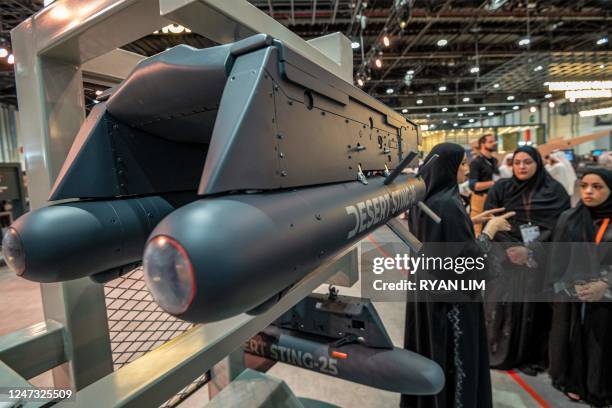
[
  {"xmin": 146, "ymin": 175, "xmax": 425, "ymax": 323},
  {"xmin": 246, "ymin": 326, "xmax": 444, "ymax": 396},
  {"xmin": 45, "ymin": 34, "xmax": 419, "ymax": 201}
]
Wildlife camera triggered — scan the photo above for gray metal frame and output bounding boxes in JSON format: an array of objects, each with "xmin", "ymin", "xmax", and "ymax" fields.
[
  {"xmin": 5, "ymin": 0, "xmax": 356, "ymax": 403},
  {"xmin": 57, "ymin": 247, "xmax": 355, "ymax": 407}
]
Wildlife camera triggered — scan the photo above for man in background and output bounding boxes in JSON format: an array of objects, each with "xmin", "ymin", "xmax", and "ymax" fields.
[{"xmin": 469, "ymin": 134, "xmax": 499, "ymax": 234}]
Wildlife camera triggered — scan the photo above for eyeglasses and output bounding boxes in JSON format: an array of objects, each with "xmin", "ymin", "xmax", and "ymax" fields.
[{"xmin": 513, "ymin": 159, "xmax": 534, "ymax": 166}]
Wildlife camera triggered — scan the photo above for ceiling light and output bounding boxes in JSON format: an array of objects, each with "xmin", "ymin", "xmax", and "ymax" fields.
[
  {"xmin": 529, "ymin": 106, "xmax": 537, "ymax": 113},
  {"xmin": 351, "ymin": 41, "xmax": 360, "ymax": 49},
  {"xmin": 168, "ymin": 24, "xmax": 186, "ymax": 34},
  {"xmin": 95, "ymin": 90, "xmax": 103, "ymax": 96},
  {"xmin": 548, "ymin": 81, "xmax": 612, "ymax": 91},
  {"xmin": 518, "ymin": 37, "xmax": 531, "ymax": 46},
  {"xmin": 453, "ymin": 123, "xmax": 458, "ymax": 127},
  {"xmin": 600, "ymin": 64, "xmax": 606, "ymax": 69},
  {"xmin": 579, "ymin": 106, "xmax": 612, "ymax": 117},
  {"xmin": 430, "ymin": 124, "xmax": 436, "ymax": 129},
  {"xmin": 357, "ymin": 78, "xmax": 364, "ymax": 87},
  {"xmin": 426, "ymin": 114, "xmax": 431, "ymax": 118},
  {"xmin": 479, "ymin": 106, "xmax": 486, "ymax": 111},
  {"xmin": 402, "ymin": 108, "xmax": 408, "ymax": 113},
  {"xmin": 569, "ymin": 97, "xmax": 576, "ymax": 103},
  {"xmin": 416, "ymin": 99, "xmax": 423, "ymax": 105},
  {"xmin": 7, "ymin": 54, "xmax": 14, "ymax": 64},
  {"xmin": 548, "ymin": 101, "xmax": 555, "ymax": 108},
  {"xmin": 441, "ymin": 107, "xmax": 448, "ymax": 112},
  {"xmin": 399, "ymin": 20, "xmax": 407, "ymax": 29},
  {"xmin": 493, "ymin": 83, "xmax": 500, "ymax": 89},
  {"xmin": 443, "ymin": 120, "xmax": 448, "ymax": 124},
  {"xmin": 386, "ymin": 88, "xmax": 394, "ymax": 95},
  {"xmin": 488, "ymin": 112, "xmax": 494, "ymax": 116},
  {"xmin": 597, "ymin": 37, "xmax": 608, "ymax": 46},
  {"xmin": 458, "ymin": 113, "xmax": 464, "ymax": 117},
  {"xmin": 507, "ymin": 95, "xmax": 515, "ymax": 101},
  {"xmin": 0, "ymin": 48, "xmax": 7, "ymax": 58},
  {"xmin": 439, "ymin": 85, "xmax": 447, "ymax": 91},
  {"xmin": 383, "ymin": 35, "xmax": 390, "ymax": 47},
  {"xmin": 437, "ymin": 39, "xmax": 448, "ymax": 47},
  {"xmin": 469, "ymin": 118, "xmax": 475, "ymax": 123},
  {"xmin": 375, "ymin": 58, "xmax": 382, "ymax": 68},
  {"xmin": 406, "ymin": 69, "xmax": 415, "ymax": 75},
  {"xmin": 565, "ymin": 89, "xmax": 612, "ymax": 99},
  {"xmin": 544, "ymin": 93, "xmax": 552, "ymax": 98},
  {"xmin": 462, "ymin": 97, "xmax": 470, "ymax": 102},
  {"xmin": 93, "ymin": 99, "xmax": 100, "ymax": 104},
  {"xmin": 513, "ymin": 105, "xmax": 519, "ymax": 110},
  {"xmin": 470, "ymin": 66, "xmax": 480, "ymax": 74},
  {"xmin": 533, "ymin": 65, "xmax": 543, "ymax": 72}
]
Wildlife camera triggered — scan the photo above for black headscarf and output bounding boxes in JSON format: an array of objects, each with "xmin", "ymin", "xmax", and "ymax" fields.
[
  {"xmin": 582, "ymin": 168, "xmax": 612, "ymax": 221},
  {"xmin": 549, "ymin": 168, "xmax": 612, "ymax": 286},
  {"xmin": 485, "ymin": 145, "xmax": 570, "ymax": 242},
  {"xmin": 420, "ymin": 142, "xmax": 465, "ymax": 201},
  {"xmin": 411, "ymin": 143, "xmax": 474, "ymax": 243}
]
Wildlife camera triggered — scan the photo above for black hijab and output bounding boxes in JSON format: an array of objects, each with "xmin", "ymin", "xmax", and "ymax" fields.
[
  {"xmin": 410, "ymin": 143, "xmax": 486, "ymax": 299},
  {"xmin": 411, "ymin": 143, "xmax": 474, "ymax": 243},
  {"xmin": 485, "ymin": 145, "xmax": 570, "ymax": 242},
  {"xmin": 582, "ymin": 168, "xmax": 612, "ymax": 221},
  {"xmin": 549, "ymin": 168, "xmax": 612, "ymax": 286}
]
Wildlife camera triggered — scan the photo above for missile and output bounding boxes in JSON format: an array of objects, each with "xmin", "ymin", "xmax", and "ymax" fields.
[
  {"xmin": 142, "ymin": 174, "xmax": 424, "ymax": 322},
  {"xmin": 2, "ymin": 34, "xmax": 424, "ymax": 319},
  {"xmin": 2, "ymin": 192, "xmax": 196, "ymax": 282},
  {"xmin": 245, "ymin": 326, "xmax": 444, "ymax": 395}
]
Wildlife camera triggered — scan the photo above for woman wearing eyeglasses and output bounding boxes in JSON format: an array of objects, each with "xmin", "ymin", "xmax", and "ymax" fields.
[{"xmin": 483, "ymin": 146, "xmax": 570, "ymax": 374}]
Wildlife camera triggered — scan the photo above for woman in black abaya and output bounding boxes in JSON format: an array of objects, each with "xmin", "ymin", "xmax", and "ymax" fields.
[
  {"xmin": 483, "ymin": 146, "xmax": 570, "ymax": 373},
  {"xmin": 401, "ymin": 143, "xmax": 513, "ymax": 408},
  {"xmin": 548, "ymin": 168, "xmax": 612, "ymax": 406}
]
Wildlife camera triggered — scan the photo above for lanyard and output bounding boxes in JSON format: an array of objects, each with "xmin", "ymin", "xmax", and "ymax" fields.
[
  {"xmin": 595, "ymin": 218, "xmax": 610, "ymax": 245},
  {"xmin": 521, "ymin": 190, "xmax": 535, "ymax": 224}
]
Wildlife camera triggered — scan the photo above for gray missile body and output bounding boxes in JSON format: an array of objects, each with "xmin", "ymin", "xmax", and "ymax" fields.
[
  {"xmin": 2, "ymin": 193, "xmax": 196, "ymax": 282},
  {"xmin": 143, "ymin": 175, "xmax": 425, "ymax": 322},
  {"xmin": 245, "ymin": 326, "xmax": 444, "ymax": 395}
]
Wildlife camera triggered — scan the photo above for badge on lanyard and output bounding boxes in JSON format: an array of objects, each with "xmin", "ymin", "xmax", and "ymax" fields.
[
  {"xmin": 520, "ymin": 191, "xmax": 540, "ymax": 244},
  {"xmin": 520, "ymin": 223, "xmax": 540, "ymax": 244}
]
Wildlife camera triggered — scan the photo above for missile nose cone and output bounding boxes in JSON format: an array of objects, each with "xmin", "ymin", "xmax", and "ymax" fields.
[
  {"xmin": 420, "ymin": 358, "xmax": 445, "ymax": 395},
  {"xmin": 2, "ymin": 227, "xmax": 25, "ymax": 276},
  {"xmin": 143, "ymin": 235, "xmax": 196, "ymax": 315}
]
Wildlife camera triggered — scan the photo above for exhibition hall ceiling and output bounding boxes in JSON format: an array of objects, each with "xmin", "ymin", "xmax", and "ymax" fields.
[{"xmin": 0, "ymin": 0, "xmax": 610, "ymax": 126}]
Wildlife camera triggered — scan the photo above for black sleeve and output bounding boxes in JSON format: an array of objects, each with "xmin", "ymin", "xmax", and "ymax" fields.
[
  {"xmin": 419, "ymin": 200, "xmax": 492, "ymax": 300},
  {"xmin": 484, "ymin": 182, "xmax": 503, "ymax": 211},
  {"xmin": 470, "ymin": 157, "xmax": 481, "ymax": 178},
  {"xmin": 468, "ymin": 158, "xmax": 482, "ymax": 191}
]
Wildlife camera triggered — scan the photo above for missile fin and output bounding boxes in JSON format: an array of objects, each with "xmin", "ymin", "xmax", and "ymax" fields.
[{"xmin": 385, "ymin": 218, "xmax": 423, "ymax": 253}]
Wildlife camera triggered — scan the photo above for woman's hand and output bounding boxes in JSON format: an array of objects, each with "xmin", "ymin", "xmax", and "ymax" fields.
[
  {"xmin": 506, "ymin": 246, "xmax": 529, "ymax": 265},
  {"xmin": 482, "ymin": 211, "xmax": 515, "ymax": 239},
  {"xmin": 472, "ymin": 207, "xmax": 506, "ymax": 225},
  {"xmin": 575, "ymin": 281, "xmax": 609, "ymax": 302}
]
